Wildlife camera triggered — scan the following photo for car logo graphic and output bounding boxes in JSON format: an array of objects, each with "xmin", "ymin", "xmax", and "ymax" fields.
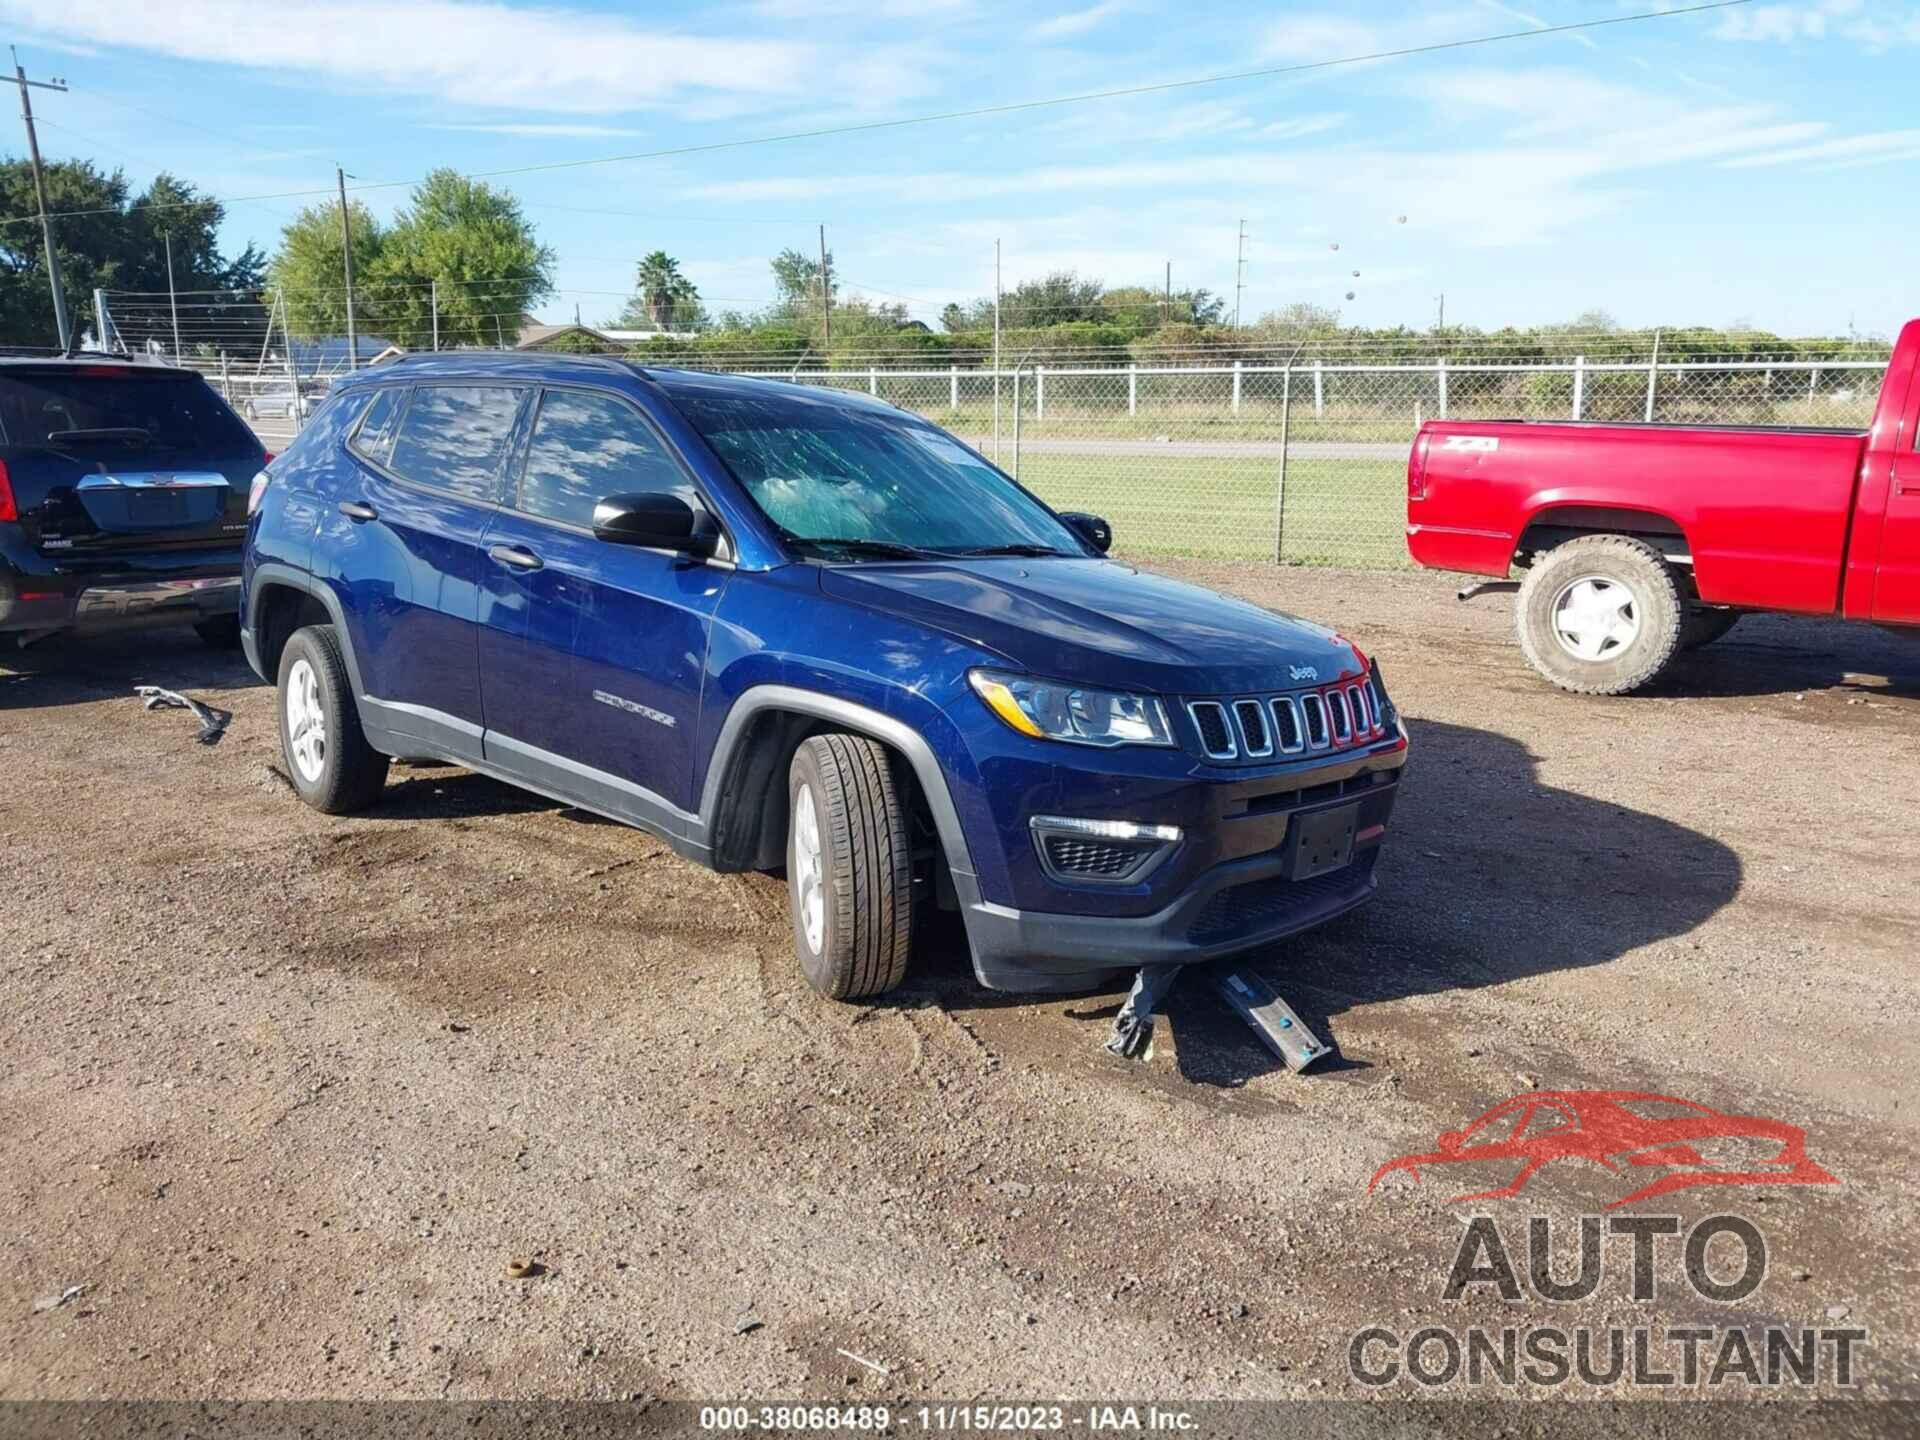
[
  {"xmin": 1367, "ymin": 1090, "xmax": 1839, "ymax": 1209},
  {"xmin": 1289, "ymin": 664, "xmax": 1319, "ymax": 682}
]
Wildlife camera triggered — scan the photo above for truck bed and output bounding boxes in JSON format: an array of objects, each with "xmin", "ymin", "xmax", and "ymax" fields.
[{"xmin": 1405, "ymin": 418, "xmax": 1871, "ymax": 615}]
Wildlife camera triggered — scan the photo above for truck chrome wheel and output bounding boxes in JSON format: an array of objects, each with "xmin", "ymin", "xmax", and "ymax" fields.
[
  {"xmin": 792, "ymin": 782, "xmax": 825, "ymax": 955},
  {"xmin": 284, "ymin": 657, "xmax": 328, "ymax": 784},
  {"xmin": 1551, "ymin": 575, "xmax": 1640, "ymax": 661}
]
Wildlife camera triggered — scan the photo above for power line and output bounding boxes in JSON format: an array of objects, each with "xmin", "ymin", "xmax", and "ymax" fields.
[{"xmin": 2, "ymin": 1, "xmax": 1751, "ymax": 230}]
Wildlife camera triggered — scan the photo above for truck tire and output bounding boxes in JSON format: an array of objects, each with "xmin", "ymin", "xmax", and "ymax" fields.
[
  {"xmin": 787, "ymin": 733, "xmax": 913, "ymax": 1000},
  {"xmin": 1515, "ymin": 535, "xmax": 1683, "ymax": 695},
  {"xmin": 277, "ymin": 624, "xmax": 390, "ymax": 814},
  {"xmin": 1680, "ymin": 608, "xmax": 1741, "ymax": 651}
]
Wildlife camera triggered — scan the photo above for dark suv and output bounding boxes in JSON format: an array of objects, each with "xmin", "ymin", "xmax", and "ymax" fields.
[
  {"xmin": 0, "ymin": 357, "xmax": 267, "ymax": 646},
  {"xmin": 243, "ymin": 353, "xmax": 1407, "ymax": 997}
]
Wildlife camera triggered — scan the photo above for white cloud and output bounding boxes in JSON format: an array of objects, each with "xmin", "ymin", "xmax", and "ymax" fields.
[
  {"xmin": 1261, "ymin": 16, "xmax": 1386, "ymax": 61},
  {"xmin": 0, "ymin": 0, "xmax": 930, "ymax": 115},
  {"xmin": 428, "ymin": 122, "xmax": 648, "ymax": 139},
  {"xmin": 1719, "ymin": 129, "xmax": 1920, "ymax": 168},
  {"xmin": 1716, "ymin": 0, "xmax": 1920, "ymax": 47},
  {"xmin": 1030, "ymin": 1, "xmax": 1128, "ymax": 41}
]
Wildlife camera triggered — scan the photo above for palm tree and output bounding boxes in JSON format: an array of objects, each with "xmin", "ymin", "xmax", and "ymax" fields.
[{"xmin": 628, "ymin": 251, "xmax": 697, "ymax": 330}]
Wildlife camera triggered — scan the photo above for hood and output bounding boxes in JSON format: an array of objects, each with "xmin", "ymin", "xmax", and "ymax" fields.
[{"xmin": 819, "ymin": 557, "xmax": 1365, "ymax": 695}]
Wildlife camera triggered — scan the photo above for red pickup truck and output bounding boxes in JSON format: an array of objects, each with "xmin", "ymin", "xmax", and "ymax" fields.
[{"xmin": 1406, "ymin": 319, "xmax": 1920, "ymax": 694}]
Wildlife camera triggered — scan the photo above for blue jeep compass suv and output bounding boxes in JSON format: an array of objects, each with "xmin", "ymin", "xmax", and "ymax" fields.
[{"xmin": 243, "ymin": 353, "xmax": 1407, "ymax": 996}]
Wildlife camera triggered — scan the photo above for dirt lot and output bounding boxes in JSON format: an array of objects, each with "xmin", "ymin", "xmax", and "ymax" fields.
[{"xmin": 2, "ymin": 562, "xmax": 1916, "ymax": 1415}]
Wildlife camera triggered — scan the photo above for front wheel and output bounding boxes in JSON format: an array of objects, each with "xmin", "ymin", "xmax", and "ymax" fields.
[
  {"xmin": 1515, "ymin": 535, "xmax": 1684, "ymax": 695},
  {"xmin": 787, "ymin": 733, "xmax": 913, "ymax": 1000}
]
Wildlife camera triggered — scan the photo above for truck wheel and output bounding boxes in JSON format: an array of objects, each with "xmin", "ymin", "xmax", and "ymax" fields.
[
  {"xmin": 1516, "ymin": 535, "xmax": 1683, "ymax": 695},
  {"xmin": 1680, "ymin": 608, "xmax": 1740, "ymax": 651},
  {"xmin": 277, "ymin": 624, "xmax": 389, "ymax": 814},
  {"xmin": 787, "ymin": 733, "xmax": 913, "ymax": 1000}
]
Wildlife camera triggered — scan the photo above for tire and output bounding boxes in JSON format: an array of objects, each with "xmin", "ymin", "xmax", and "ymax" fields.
[
  {"xmin": 786, "ymin": 733, "xmax": 913, "ymax": 1000},
  {"xmin": 276, "ymin": 624, "xmax": 389, "ymax": 814},
  {"xmin": 1680, "ymin": 608, "xmax": 1741, "ymax": 652},
  {"xmin": 1515, "ymin": 535, "xmax": 1684, "ymax": 696},
  {"xmin": 193, "ymin": 615, "xmax": 242, "ymax": 648}
]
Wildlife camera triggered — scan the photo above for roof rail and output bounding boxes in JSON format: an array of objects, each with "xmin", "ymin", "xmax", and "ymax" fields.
[{"xmin": 382, "ymin": 348, "xmax": 639, "ymax": 377}]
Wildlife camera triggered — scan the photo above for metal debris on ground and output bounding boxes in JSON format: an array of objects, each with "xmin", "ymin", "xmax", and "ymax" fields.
[
  {"xmin": 1214, "ymin": 967, "xmax": 1331, "ymax": 1073},
  {"xmin": 1103, "ymin": 964, "xmax": 1185, "ymax": 1061},
  {"xmin": 134, "ymin": 686, "xmax": 232, "ymax": 745},
  {"xmin": 32, "ymin": 1285, "xmax": 86, "ymax": 1313}
]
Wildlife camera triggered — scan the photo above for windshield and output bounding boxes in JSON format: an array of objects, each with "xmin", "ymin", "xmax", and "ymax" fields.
[
  {"xmin": 0, "ymin": 368, "xmax": 256, "ymax": 458},
  {"xmin": 668, "ymin": 385, "xmax": 1085, "ymax": 559}
]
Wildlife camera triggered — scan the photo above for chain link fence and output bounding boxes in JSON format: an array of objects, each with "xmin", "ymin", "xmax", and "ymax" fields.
[
  {"xmin": 721, "ymin": 357, "xmax": 1885, "ymax": 569},
  {"xmin": 90, "ymin": 276, "xmax": 1882, "ymax": 572}
]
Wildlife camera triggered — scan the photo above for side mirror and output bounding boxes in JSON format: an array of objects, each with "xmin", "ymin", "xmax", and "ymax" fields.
[
  {"xmin": 1060, "ymin": 511, "xmax": 1112, "ymax": 554},
  {"xmin": 593, "ymin": 491, "xmax": 712, "ymax": 554}
]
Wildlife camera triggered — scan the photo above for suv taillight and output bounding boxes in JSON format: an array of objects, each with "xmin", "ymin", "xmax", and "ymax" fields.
[
  {"xmin": 247, "ymin": 470, "xmax": 271, "ymax": 515},
  {"xmin": 0, "ymin": 459, "xmax": 15, "ymax": 523}
]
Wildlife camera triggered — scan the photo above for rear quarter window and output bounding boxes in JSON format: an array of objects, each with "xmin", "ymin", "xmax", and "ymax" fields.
[
  {"xmin": 386, "ymin": 385, "xmax": 525, "ymax": 501},
  {"xmin": 349, "ymin": 386, "xmax": 408, "ymax": 466}
]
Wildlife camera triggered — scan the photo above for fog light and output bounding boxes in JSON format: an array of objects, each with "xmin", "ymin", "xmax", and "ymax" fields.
[{"xmin": 1030, "ymin": 816, "xmax": 1182, "ymax": 886}]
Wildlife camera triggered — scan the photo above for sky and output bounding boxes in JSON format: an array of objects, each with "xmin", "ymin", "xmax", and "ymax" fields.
[{"xmin": 2, "ymin": 0, "xmax": 1916, "ymax": 339}]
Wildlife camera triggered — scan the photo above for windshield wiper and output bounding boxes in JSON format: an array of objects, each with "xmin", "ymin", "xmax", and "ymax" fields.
[
  {"xmin": 793, "ymin": 536, "xmax": 949, "ymax": 561},
  {"xmin": 954, "ymin": 542, "xmax": 1072, "ymax": 557}
]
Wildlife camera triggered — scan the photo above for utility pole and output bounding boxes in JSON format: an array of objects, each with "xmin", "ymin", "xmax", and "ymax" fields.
[
  {"xmin": 992, "ymin": 238, "xmax": 1002, "ymax": 461},
  {"xmin": 818, "ymin": 224, "xmax": 832, "ymax": 349},
  {"xmin": 1435, "ymin": 292, "xmax": 1446, "ymax": 332},
  {"xmin": 1233, "ymin": 219, "xmax": 1247, "ymax": 330},
  {"xmin": 336, "ymin": 166, "xmax": 357, "ymax": 370},
  {"xmin": 12, "ymin": 49, "xmax": 72, "ymax": 350},
  {"xmin": 430, "ymin": 278, "xmax": 439, "ymax": 351},
  {"xmin": 1164, "ymin": 260, "xmax": 1171, "ymax": 323},
  {"xmin": 164, "ymin": 232, "xmax": 182, "ymax": 361}
]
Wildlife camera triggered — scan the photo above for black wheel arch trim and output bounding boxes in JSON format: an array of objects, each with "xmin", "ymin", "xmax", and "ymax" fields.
[{"xmin": 699, "ymin": 684, "xmax": 980, "ymax": 890}]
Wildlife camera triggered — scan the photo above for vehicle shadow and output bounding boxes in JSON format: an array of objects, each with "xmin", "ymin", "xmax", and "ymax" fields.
[
  {"xmin": 1647, "ymin": 612, "xmax": 1920, "ymax": 700},
  {"xmin": 0, "ymin": 625, "xmax": 264, "ymax": 713},
  {"xmin": 892, "ymin": 716, "xmax": 1742, "ymax": 1091}
]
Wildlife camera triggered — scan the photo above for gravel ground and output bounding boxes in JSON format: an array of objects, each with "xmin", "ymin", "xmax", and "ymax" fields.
[{"xmin": 1, "ymin": 562, "xmax": 1915, "ymax": 1417}]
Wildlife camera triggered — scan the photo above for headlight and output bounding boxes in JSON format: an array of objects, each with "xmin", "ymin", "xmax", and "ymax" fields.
[{"xmin": 968, "ymin": 669, "xmax": 1174, "ymax": 748}]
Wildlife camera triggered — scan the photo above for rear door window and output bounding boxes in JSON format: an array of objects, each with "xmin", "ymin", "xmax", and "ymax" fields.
[
  {"xmin": 387, "ymin": 384, "xmax": 525, "ymax": 502},
  {"xmin": 0, "ymin": 367, "xmax": 256, "ymax": 459},
  {"xmin": 349, "ymin": 386, "xmax": 408, "ymax": 466},
  {"xmin": 516, "ymin": 387, "xmax": 688, "ymax": 528}
]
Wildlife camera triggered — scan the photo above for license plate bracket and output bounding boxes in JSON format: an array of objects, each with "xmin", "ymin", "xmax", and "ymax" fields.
[{"xmin": 1285, "ymin": 804, "xmax": 1357, "ymax": 881}]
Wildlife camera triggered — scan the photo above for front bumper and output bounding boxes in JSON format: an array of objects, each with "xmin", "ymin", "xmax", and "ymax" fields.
[{"xmin": 959, "ymin": 759, "xmax": 1402, "ymax": 992}]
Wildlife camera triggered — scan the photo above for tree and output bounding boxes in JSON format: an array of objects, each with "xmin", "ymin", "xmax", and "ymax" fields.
[
  {"xmin": 0, "ymin": 158, "xmax": 264, "ymax": 351},
  {"xmin": 770, "ymin": 246, "xmax": 834, "ymax": 319},
  {"xmin": 266, "ymin": 197, "xmax": 385, "ymax": 341},
  {"xmin": 368, "ymin": 169, "xmax": 554, "ymax": 349},
  {"xmin": 614, "ymin": 251, "xmax": 701, "ymax": 331}
]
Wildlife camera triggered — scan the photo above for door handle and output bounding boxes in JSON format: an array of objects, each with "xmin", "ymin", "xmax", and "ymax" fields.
[
  {"xmin": 488, "ymin": 544, "xmax": 544, "ymax": 571},
  {"xmin": 338, "ymin": 500, "xmax": 377, "ymax": 522}
]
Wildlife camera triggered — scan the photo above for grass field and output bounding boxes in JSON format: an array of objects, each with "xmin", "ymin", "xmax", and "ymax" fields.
[{"xmin": 1005, "ymin": 453, "xmax": 1411, "ymax": 567}]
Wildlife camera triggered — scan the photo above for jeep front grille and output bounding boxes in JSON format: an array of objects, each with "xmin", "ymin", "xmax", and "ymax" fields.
[{"xmin": 1187, "ymin": 675, "xmax": 1389, "ymax": 763}]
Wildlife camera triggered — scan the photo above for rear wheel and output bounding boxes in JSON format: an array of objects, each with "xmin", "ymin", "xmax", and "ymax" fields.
[
  {"xmin": 1680, "ymin": 608, "xmax": 1741, "ymax": 651},
  {"xmin": 787, "ymin": 733, "xmax": 913, "ymax": 1000},
  {"xmin": 1516, "ymin": 535, "xmax": 1683, "ymax": 695},
  {"xmin": 277, "ymin": 624, "xmax": 389, "ymax": 813}
]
